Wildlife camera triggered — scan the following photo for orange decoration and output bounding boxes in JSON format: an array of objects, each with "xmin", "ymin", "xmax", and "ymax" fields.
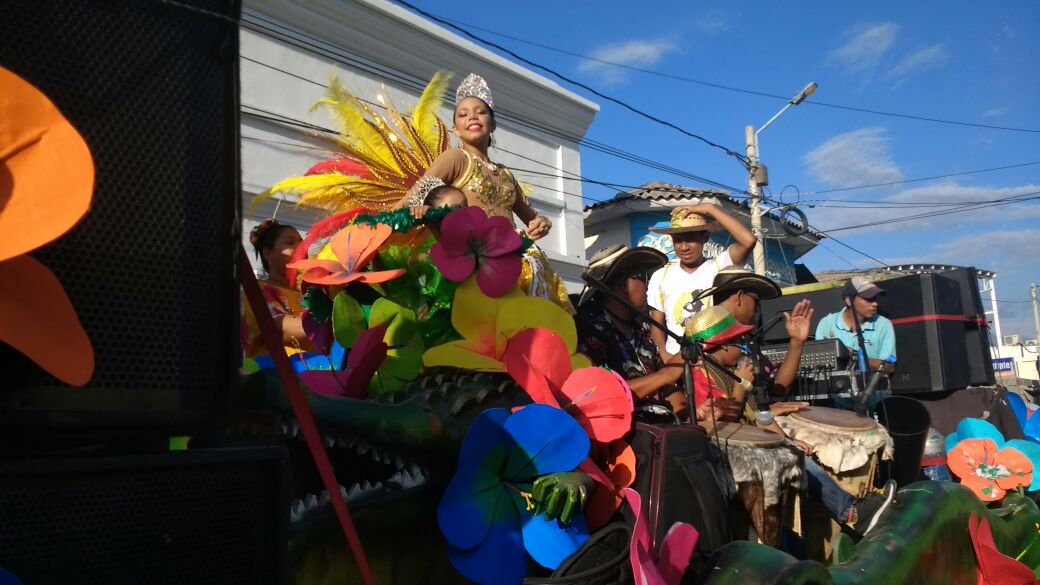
[
  {"xmin": 948, "ymin": 438, "xmax": 1034, "ymax": 502},
  {"xmin": 0, "ymin": 67, "xmax": 93, "ymax": 262},
  {"xmin": 585, "ymin": 440, "xmax": 637, "ymax": 530},
  {"xmin": 0, "ymin": 67, "xmax": 94, "ymax": 386},
  {"xmin": 288, "ymin": 223, "xmax": 406, "ymax": 286}
]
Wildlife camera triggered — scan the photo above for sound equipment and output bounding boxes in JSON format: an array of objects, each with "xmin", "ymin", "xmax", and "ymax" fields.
[
  {"xmin": 878, "ymin": 272, "xmax": 973, "ymax": 393},
  {"xmin": 758, "ymin": 285, "xmax": 846, "ymax": 344},
  {"xmin": 0, "ymin": 447, "xmax": 288, "ymax": 585},
  {"xmin": 930, "ymin": 267, "xmax": 995, "ymax": 386},
  {"xmin": 0, "ymin": 0, "xmax": 241, "ymax": 441},
  {"xmin": 760, "ymin": 339, "xmax": 851, "ymax": 374}
]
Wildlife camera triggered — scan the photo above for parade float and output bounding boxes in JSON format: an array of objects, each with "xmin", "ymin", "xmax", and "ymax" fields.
[{"xmin": 233, "ymin": 72, "xmax": 1040, "ymax": 585}]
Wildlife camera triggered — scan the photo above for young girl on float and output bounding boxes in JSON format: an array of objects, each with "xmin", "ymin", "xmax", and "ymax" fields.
[{"xmin": 400, "ymin": 74, "xmax": 574, "ymax": 314}]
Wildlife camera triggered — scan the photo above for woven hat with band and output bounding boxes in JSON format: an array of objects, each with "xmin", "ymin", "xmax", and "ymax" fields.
[{"xmin": 684, "ymin": 305, "xmax": 754, "ymax": 351}]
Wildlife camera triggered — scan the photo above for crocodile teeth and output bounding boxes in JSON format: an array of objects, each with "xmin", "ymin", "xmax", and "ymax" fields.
[
  {"xmin": 290, "ymin": 498, "xmax": 305, "ymax": 520},
  {"xmin": 394, "ymin": 455, "xmax": 405, "ymax": 469},
  {"xmin": 305, "ymin": 493, "xmax": 319, "ymax": 510},
  {"xmin": 339, "ymin": 485, "xmax": 349, "ymax": 499},
  {"xmin": 323, "ymin": 433, "xmax": 336, "ymax": 448},
  {"xmin": 319, "ymin": 491, "xmax": 331, "ymax": 507},
  {"xmin": 289, "ymin": 420, "xmax": 300, "ymax": 438},
  {"xmin": 407, "ymin": 463, "xmax": 421, "ymax": 478},
  {"xmin": 369, "ymin": 447, "xmax": 383, "ymax": 462},
  {"xmin": 347, "ymin": 484, "xmax": 362, "ymax": 499},
  {"xmin": 337, "ymin": 435, "xmax": 356, "ymax": 448},
  {"xmin": 361, "ymin": 480, "xmax": 373, "ymax": 492},
  {"xmin": 356, "ymin": 441, "xmax": 371, "ymax": 455},
  {"xmin": 389, "ymin": 471, "xmax": 404, "ymax": 485}
]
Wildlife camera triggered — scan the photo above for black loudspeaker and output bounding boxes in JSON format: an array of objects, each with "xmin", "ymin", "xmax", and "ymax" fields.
[
  {"xmin": 935, "ymin": 267, "xmax": 995, "ymax": 386},
  {"xmin": 0, "ymin": 447, "xmax": 288, "ymax": 585},
  {"xmin": 878, "ymin": 272, "xmax": 971, "ymax": 393},
  {"xmin": 758, "ymin": 285, "xmax": 846, "ymax": 344},
  {"xmin": 0, "ymin": 1, "xmax": 241, "ymax": 441}
]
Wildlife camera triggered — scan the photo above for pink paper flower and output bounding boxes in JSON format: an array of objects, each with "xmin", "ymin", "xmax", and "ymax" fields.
[{"xmin": 429, "ymin": 207, "xmax": 522, "ymax": 298}]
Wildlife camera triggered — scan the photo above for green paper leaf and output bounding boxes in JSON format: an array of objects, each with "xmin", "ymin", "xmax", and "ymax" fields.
[
  {"xmin": 369, "ymin": 297, "xmax": 419, "ymax": 345},
  {"xmin": 331, "ymin": 292, "xmax": 367, "ymax": 349},
  {"xmin": 300, "ymin": 286, "xmax": 333, "ymax": 324}
]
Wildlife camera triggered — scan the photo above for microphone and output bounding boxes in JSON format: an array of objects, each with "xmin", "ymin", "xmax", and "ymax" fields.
[{"xmin": 855, "ymin": 368, "xmax": 885, "ymax": 416}]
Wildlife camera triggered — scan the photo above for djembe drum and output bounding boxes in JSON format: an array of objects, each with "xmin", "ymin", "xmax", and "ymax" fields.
[
  {"xmin": 709, "ymin": 421, "xmax": 805, "ymax": 546},
  {"xmin": 776, "ymin": 406, "xmax": 893, "ymax": 562}
]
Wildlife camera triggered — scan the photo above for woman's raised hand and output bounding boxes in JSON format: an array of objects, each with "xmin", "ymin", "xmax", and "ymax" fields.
[{"xmin": 525, "ymin": 215, "xmax": 551, "ymax": 240}]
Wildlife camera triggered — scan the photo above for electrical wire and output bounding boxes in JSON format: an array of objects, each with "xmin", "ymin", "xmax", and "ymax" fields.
[
  {"xmin": 425, "ymin": 12, "xmax": 1040, "ymax": 134},
  {"xmin": 394, "ymin": 0, "xmax": 749, "ymax": 163}
]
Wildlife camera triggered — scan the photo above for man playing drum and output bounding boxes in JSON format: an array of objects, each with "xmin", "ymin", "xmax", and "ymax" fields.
[{"xmin": 686, "ymin": 292, "xmax": 896, "ymax": 535}]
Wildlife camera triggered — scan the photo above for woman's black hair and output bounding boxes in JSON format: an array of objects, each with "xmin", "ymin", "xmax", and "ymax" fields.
[{"xmin": 252, "ymin": 222, "xmax": 296, "ymax": 272}]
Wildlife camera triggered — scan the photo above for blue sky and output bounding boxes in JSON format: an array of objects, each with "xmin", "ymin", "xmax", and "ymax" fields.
[{"xmin": 405, "ymin": 1, "xmax": 1040, "ymax": 338}]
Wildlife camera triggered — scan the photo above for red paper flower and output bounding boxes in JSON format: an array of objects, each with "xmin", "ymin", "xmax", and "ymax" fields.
[{"xmin": 429, "ymin": 206, "xmax": 522, "ymax": 298}]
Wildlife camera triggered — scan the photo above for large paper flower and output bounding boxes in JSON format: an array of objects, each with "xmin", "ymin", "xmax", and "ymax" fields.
[
  {"xmin": 429, "ymin": 206, "xmax": 522, "ymax": 298},
  {"xmin": 584, "ymin": 441, "xmax": 637, "ymax": 530},
  {"xmin": 968, "ymin": 512, "xmax": 1040, "ymax": 585},
  {"xmin": 437, "ymin": 405, "xmax": 591, "ymax": 585},
  {"xmin": 946, "ymin": 418, "xmax": 1040, "ymax": 501},
  {"xmin": 288, "ymin": 222, "xmax": 406, "ymax": 286},
  {"xmin": 0, "ymin": 67, "xmax": 94, "ymax": 386},
  {"xmin": 423, "ymin": 278, "xmax": 589, "ymax": 372},
  {"xmin": 330, "ymin": 293, "xmax": 423, "ymax": 396},
  {"xmin": 504, "ymin": 328, "xmax": 632, "ymax": 443}
]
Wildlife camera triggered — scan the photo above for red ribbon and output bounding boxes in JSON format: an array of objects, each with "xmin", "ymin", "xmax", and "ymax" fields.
[
  {"xmin": 920, "ymin": 455, "xmax": 947, "ymax": 468},
  {"xmin": 240, "ymin": 245, "xmax": 375, "ymax": 585},
  {"xmin": 891, "ymin": 314, "xmax": 989, "ymax": 328}
]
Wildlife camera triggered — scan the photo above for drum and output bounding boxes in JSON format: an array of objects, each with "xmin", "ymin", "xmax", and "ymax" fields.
[
  {"xmin": 776, "ymin": 406, "xmax": 893, "ymax": 498},
  {"xmin": 709, "ymin": 421, "xmax": 805, "ymax": 546}
]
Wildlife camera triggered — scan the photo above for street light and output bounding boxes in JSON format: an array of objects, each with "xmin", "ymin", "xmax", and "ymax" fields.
[{"xmin": 746, "ymin": 82, "xmax": 817, "ymax": 275}]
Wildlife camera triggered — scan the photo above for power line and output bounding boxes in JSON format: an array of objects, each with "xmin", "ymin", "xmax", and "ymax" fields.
[
  {"xmin": 802, "ymin": 161, "xmax": 1040, "ymax": 197},
  {"xmin": 394, "ymin": 0, "xmax": 749, "ymax": 163},
  {"xmin": 428, "ymin": 13, "xmax": 1040, "ymax": 135},
  {"xmin": 822, "ymin": 190, "xmax": 1040, "ymax": 233}
]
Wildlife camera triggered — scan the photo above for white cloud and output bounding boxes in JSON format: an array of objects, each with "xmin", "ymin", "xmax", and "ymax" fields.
[
  {"xmin": 804, "ymin": 127, "xmax": 903, "ymax": 188},
  {"xmin": 578, "ymin": 39, "xmax": 678, "ymax": 86},
  {"xmin": 886, "ymin": 43, "xmax": 949, "ymax": 85},
  {"xmin": 829, "ymin": 23, "xmax": 899, "ymax": 73},
  {"xmin": 983, "ymin": 108, "xmax": 1007, "ymax": 118},
  {"xmin": 695, "ymin": 10, "xmax": 731, "ymax": 35},
  {"xmin": 808, "ymin": 182, "xmax": 1040, "ymax": 234}
]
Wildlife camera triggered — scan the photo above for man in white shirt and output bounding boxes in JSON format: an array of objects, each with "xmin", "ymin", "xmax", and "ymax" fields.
[{"xmin": 646, "ymin": 203, "xmax": 756, "ymax": 359}]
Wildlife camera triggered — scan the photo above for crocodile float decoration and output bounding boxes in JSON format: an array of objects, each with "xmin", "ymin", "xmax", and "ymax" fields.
[{"xmin": 238, "ymin": 72, "xmax": 1040, "ymax": 584}]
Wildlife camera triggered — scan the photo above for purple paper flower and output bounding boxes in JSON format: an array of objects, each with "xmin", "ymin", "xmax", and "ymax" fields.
[{"xmin": 429, "ymin": 207, "xmax": 522, "ymax": 298}]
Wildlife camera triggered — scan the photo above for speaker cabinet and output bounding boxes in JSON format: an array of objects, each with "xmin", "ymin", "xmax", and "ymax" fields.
[
  {"xmin": 0, "ymin": 0, "xmax": 241, "ymax": 441},
  {"xmin": 0, "ymin": 447, "xmax": 288, "ymax": 585}
]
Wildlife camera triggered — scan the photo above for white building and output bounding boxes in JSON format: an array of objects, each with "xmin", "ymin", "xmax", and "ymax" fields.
[{"xmin": 239, "ymin": 0, "xmax": 599, "ymax": 290}]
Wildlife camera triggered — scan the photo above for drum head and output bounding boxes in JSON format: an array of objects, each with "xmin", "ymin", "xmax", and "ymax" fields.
[
  {"xmin": 711, "ymin": 421, "xmax": 785, "ymax": 446},
  {"xmin": 789, "ymin": 406, "xmax": 877, "ymax": 432}
]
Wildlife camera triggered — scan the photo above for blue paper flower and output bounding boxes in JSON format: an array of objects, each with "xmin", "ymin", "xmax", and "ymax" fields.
[{"xmin": 437, "ymin": 405, "xmax": 591, "ymax": 585}]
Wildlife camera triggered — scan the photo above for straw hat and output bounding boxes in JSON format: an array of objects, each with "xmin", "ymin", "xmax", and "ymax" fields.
[
  {"xmin": 683, "ymin": 305, "xmax": 754, "ymax": 351},
  {"xmin": 647, "ymin": 212, "xmax": 721, "ymax": 235},
  {"xmin": 578, "ymin": 244, "xmax": 668, "ymax": 306},
  {"xmin": 693, "ymin": 265, "xmax": 781, "ymax": 303}
]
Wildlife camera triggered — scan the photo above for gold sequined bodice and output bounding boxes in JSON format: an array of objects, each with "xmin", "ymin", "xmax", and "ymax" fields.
[{"xmin": 453, "ymin": 149, "xmax": 517, "ymax": 216}]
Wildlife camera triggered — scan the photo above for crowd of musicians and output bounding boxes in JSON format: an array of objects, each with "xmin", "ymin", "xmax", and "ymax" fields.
[{"xmin": 574, "ymin": 203, "xmax": 899, "ymax": 537}]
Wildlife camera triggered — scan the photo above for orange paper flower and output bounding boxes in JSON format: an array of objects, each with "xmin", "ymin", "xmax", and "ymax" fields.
[
  {"xmin": 948, "ymin": 438, "xmax": 1033, "ymax": 502},
  {"xmin": 0, "ymin": 67, "xmax": 94, "ymax": 386},
  {"xmin": 288, "ymin": 222, "xmax": 406, "ymax": 286}
]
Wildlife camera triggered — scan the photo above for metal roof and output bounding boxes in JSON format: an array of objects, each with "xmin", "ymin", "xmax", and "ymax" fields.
[{"xmin": 815, "ymin": 264, "xmax": 997, "ymax": 283}]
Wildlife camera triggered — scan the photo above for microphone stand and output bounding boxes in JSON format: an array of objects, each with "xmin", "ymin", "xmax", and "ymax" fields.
[
  {"xmin": 581, "ymin": 273, "xmax": 741, "ymax": 425},
  {"xmin": 846, "ymin": 295, "xmax": 875, "ymax": 413}
]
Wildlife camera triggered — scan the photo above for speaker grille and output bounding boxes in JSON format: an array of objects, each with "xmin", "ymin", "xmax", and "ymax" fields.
[
  {"xmin": 0, "ymin": 448, "xmax": 287, "ymax": 585},
  {"xmin": 0, "ymin": 0, "xmax": 240, "ymax": 433}
]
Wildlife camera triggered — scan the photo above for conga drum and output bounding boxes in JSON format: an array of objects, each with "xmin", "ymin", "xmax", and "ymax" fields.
[
  {"xmin": 776, "ymin": 407, "xmax": 893, "ymax": 498},
  {"xmin": 776, "ymin": 407, "xmax": 894, "ymax": 563},
  {"xmin": 709, "ymin": 421, "xmax": 805, "ymax": 546}
]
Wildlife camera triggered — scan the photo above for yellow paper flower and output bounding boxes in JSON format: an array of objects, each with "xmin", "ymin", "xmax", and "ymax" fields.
[{"xmin": 423, "ymin": 278, "xmax": 589, "ymax": 372}]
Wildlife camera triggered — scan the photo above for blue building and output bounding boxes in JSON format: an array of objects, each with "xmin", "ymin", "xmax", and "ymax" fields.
[{"xmin": 583, "ymin": 182, "xmax": 822, "ymax": 286}]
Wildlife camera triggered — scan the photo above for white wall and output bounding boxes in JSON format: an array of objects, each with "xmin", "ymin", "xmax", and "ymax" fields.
[{"xmin": 239, "ymin": 0, "xmax": 598, "ymax": 291}]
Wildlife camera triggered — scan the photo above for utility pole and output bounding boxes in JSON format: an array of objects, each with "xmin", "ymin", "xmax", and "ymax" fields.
[
  {"xmin": 1032, "ymin": 283, "xmax": 1040, "ymax": 345},
  {"xmin": 745, "ymin": 82, "xmax": 817, "ymax": 276},
  {"xmin": 745, "ymin": 126, "xmax": 766, "ymax": 276}
]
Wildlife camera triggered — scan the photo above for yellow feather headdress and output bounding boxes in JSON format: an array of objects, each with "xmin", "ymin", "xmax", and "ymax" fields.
[{"xmin": 253, "ymin": 71, "xmax": 453, "ymax": 214}]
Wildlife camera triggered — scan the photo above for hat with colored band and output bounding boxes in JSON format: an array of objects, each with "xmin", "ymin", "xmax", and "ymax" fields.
[{"xmin": 683, "ymin": 305, "xmax": 754, "ymax": 351}]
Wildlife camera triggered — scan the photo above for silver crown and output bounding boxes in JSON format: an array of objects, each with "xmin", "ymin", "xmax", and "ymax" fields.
[
  {"xmin": 455, "ymin": 73, "xmax": 494, "ymax": 109},
  {"xmin": 410, "ymin": 176, "xmax": 447, "ymax": 206}
]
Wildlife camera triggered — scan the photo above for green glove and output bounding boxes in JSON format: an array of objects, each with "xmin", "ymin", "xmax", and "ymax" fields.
[
  {"xmin": 300, "ymin": 287, "xmax": 333, "ymax": 324},
  {"xmin": 531, "ymin": 471, "xmax": 593, "ymax": 524}
]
